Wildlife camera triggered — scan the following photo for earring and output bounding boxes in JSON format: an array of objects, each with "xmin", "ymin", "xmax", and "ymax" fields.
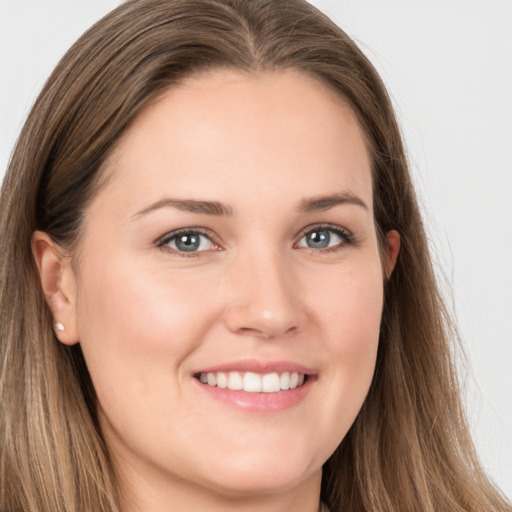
[{"xmin": 55, "ymin": 322, "xmax": 65, "ymax": 332}]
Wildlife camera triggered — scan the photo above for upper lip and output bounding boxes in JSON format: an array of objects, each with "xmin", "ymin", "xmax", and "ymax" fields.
[{"xmin": 194, "ymin": 359, "xmax": 316, "ymax": 375}]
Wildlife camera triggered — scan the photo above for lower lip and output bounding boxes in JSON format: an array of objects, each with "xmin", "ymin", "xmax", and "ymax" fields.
[{"xmin": 194, "ymin": 377, "xmax": 314, "ymax": 412}]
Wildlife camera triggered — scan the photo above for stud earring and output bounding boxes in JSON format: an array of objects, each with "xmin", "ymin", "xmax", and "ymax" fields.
[{"xmin": 55, "ymin": 322, "xmax": 65, "ymax": 332}]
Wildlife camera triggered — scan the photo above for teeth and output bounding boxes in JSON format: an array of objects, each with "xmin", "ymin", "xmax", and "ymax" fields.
[
  {"xmin": 243, "ymin": 372, "xmax": 262, "ymax": 392},
  {"xmin": 262, "ymin": 372, "xmax": 280, "ymax": 393},
  {"xmin": 216, "ymin": 372, "xmax": 228, "ymax": 388},
  {"xmin": 198, "ymin": 371, "xmax": 306, "ymax": 393},
  {"xmin": 228, "ymin": 371, "xmax": 243, "ymax": 390},
  {"xmin": 207, "ymin": 373, "xmax": 217, "ymax": 386}
]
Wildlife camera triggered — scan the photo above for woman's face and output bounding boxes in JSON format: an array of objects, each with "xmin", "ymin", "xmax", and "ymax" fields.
[{"xmin": 52, "ymin": 69, "xmax": 398, "ymax": 506}]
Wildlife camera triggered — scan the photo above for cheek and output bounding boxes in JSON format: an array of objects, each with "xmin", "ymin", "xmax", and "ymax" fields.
[
  {"xmin": 313, "ymin": 262, "xmax": 384, "ymax": 352},
  {"xmin": 333, "ymin": 270, "xmax": 382, "ymax": 382},
  {"xmin": 74, "ymin": 255, "xmax": 219, "ymax": 396},
  {"xmin": 308, "ymin": 262, "xmax": 383, "ymax": 436},
  {"xmin": 78, "ymin": 253, "xmax": 211, "ymax": 333}
]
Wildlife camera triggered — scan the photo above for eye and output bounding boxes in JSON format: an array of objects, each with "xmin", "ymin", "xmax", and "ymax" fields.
[
  {"xmin": 296, "ymin": 226, "xmax": 353, "ymax": 251},
  {"xmin": 157, "ymin": 229, "xmax": 220, "ymax": 254}
]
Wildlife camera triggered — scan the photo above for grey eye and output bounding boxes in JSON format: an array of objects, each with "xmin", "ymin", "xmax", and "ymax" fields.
[
  {"xmin": 175, "ymin": 233, "xmax": 201, "ymax": 252},
  {"xmin": 297, "ymin": 228, "xmax": 345, "ymax": 250},
  {"xmin": 163, "ymin": 232, "xmax": 214, "ymax": 252},
  {"xmin": 306, "ymin": 230, "xmax": 330, "ymax": 248}
]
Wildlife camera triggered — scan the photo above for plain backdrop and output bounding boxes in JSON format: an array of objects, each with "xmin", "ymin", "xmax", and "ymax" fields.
[{"xmin": 1, "ymin": 0, "xmax": 511, "ymax": 499}]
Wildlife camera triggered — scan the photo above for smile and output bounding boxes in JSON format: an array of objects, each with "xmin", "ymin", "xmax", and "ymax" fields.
[
  {"xmin": 197, "ymin": 371, "xmax": 306, "ymax": 393},
  {"xmin": 193, "ymin": 360, "xmax": 315, "ymax": 412}
]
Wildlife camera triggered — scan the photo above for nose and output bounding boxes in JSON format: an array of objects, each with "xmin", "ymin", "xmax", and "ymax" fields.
[{"xmin": 223, "ymin": 250, "xmax": 305, "ymax": 339}]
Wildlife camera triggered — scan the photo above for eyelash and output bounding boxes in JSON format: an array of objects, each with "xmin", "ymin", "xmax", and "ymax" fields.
[
  {"xmin": 156, "ymin": 227, "xmax": 220, "ymax": 258},
  {"xmin": 156, "ymin": 224, "xmax": 357, "ymax": 257},
  {"xmin": 295, "ymin": 223, "xmax": 358, "ymax": 253}
]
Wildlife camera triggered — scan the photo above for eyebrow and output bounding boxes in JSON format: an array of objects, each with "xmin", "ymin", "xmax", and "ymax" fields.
[
  {"xmin": 133, "ymin": 198, "xmax": 233, "ymax": 217},
  {"xmin": 133, "ymin": 191, "xmax": 368, "ymax": 219},
  {"xmin": 299, "ymin": 192, "xmax": 369, "ymax": 212}
]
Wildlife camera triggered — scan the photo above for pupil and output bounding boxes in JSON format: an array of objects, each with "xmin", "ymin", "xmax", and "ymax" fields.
[
  {"xmin": 176, "ymin": 234, "xmax": 200, "ymax": 252},
  {"xmin": 307, "ymin": 230, "xmax": 330, "ymax": 248}
]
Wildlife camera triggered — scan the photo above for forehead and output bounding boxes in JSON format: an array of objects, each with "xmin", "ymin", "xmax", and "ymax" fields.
[{"xmin": 96, "ymin": 68, "xmax": 372, "ymax": 215}]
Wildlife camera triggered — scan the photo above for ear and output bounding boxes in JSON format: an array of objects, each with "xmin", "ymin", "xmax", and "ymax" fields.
[
  {"xmin": 384, "ymin": 230, "xmax": 400, "ymax": 279},
  {"xmin": 31, "ymin": 231, "xmax": 80, "ymax": 345}
]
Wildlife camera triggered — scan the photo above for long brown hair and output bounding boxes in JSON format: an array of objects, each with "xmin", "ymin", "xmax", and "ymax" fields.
[{"xmin": 0, "ymin": 1, "xmax": 509, "ymax": 511}]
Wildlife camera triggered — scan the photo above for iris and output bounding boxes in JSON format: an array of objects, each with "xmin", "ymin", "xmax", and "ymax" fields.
[
  {"xmin": 175, "ymin": 234, "xmax": 201, "ymax": 252},
  {"xmin": 306, "ymin": 230, "xmax": 331, "ymax": 249}
]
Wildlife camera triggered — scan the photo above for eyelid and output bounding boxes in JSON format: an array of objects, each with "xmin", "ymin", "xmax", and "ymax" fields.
[
  {"xmin": 154, "ymin": 223, "xmax": 356, "ymax": 256},
  {"xmin": 293, "ymin": 223, "xmax": 359, "ymax": 254},
  {"xmin": 155, "ymin": 227, "xmax": 223, "ymax": 254},
  {"xmin": 294, "ymin": 222, "xmax": 355, "ymax": 243}
]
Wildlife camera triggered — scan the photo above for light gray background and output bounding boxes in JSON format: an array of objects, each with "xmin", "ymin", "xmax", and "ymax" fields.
[{"xmin": 1, "ymin": 0, "xmax": 510, "ymax": 499}]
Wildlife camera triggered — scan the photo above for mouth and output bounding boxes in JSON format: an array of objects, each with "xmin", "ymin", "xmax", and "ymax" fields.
[
  {"xmin": 194, "ymin": 370, "xmax": 308, "ymax": 393},
  {"xmin": 192, "ymin": 361, "xmax": 316, "ymax": 412}
]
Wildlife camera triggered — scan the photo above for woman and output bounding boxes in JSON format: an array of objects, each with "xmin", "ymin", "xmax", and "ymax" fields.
[{"xmin": 0, "ymin": 0, "xmax": 509, "ymax": 511}]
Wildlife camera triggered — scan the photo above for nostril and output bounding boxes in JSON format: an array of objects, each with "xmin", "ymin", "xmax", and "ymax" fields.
[
  {"xmin": 237, "ymin": 327, "xmax": 271, "ymax": 338},
  {"xmin": 235, "ymin": 325, "xmax": 298, "ymax": 339}
]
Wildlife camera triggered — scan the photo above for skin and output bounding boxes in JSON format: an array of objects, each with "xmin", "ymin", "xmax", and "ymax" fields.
[{"xmin": 33, "ymin": 69, "xmax": 399, "ymax": 512}]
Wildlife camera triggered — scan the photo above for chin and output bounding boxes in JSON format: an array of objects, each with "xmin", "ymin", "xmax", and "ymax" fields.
[
  {"xmin": 192, "ymin": 444, "xmax": 323, "ymax": 498},
  {"xmin": 203, "ymin": 466, "xmax": 318, "ymax": 498}
]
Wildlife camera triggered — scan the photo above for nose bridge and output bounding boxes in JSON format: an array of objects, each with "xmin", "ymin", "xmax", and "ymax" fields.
[{"xmin": 223, "ymin": 241, "xmax": 303, "ymax": 338}]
